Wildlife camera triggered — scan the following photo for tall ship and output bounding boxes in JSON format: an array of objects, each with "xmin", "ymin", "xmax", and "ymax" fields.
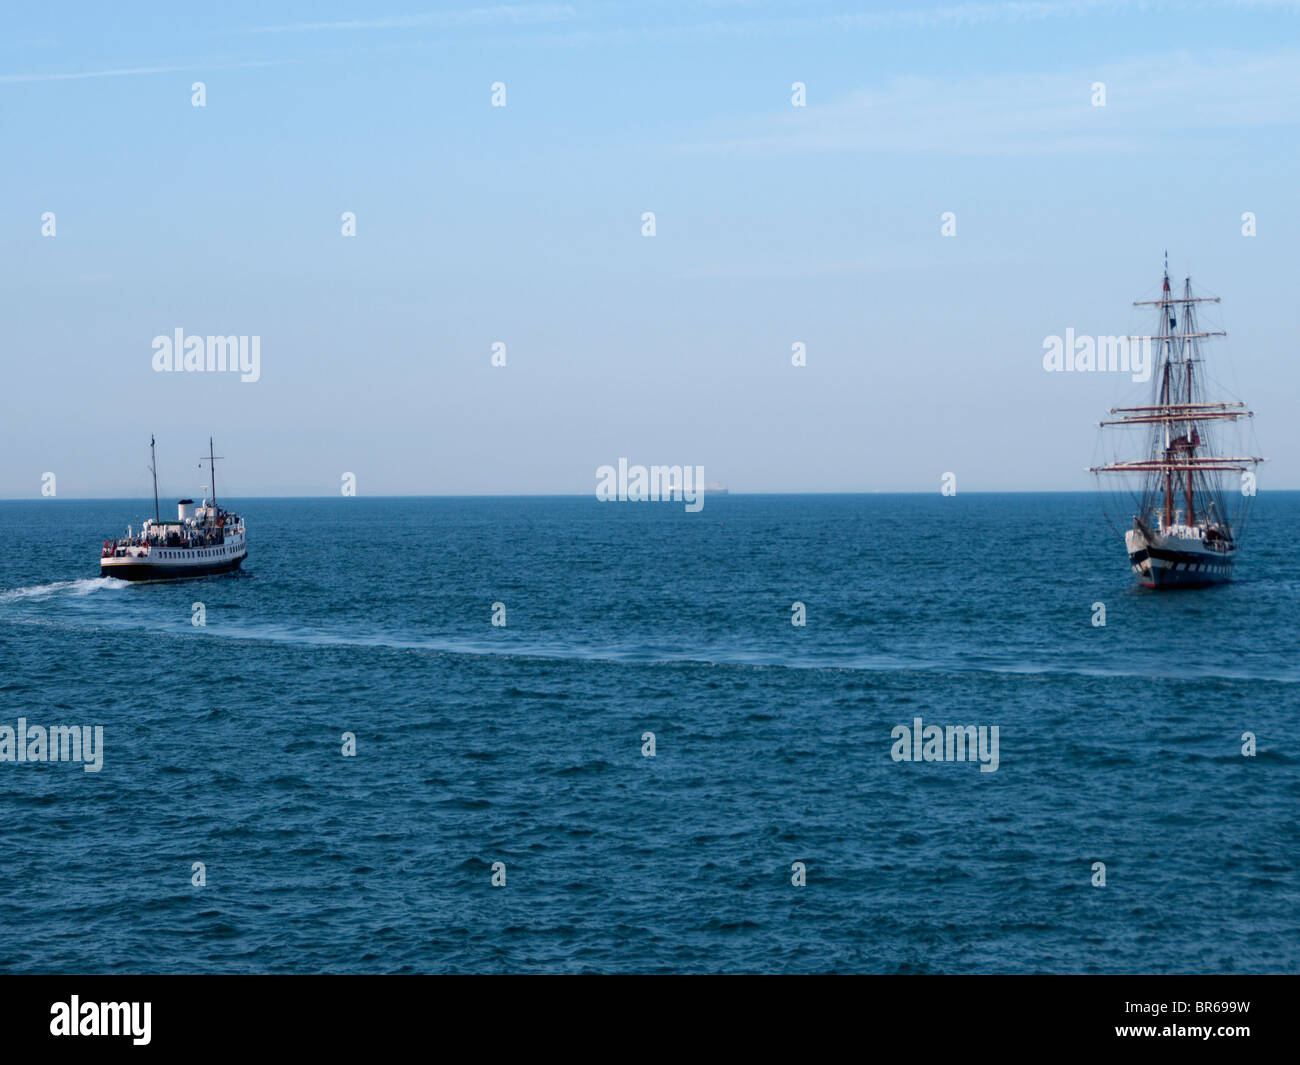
[
  {"xmin": 100, "ymin": 437, "xmax": 247, "ymax": 582},
  {"xmin": 1090, "ymin": 260, "xmax": 1264, "ymax": 589}
]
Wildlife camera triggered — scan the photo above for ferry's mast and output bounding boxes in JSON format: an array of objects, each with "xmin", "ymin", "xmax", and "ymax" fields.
[
  {"xmin": 201, "ymin": 437, "xmax": 223, "ymax": 506},
  {"xmin": 149, "ymin": 435, "xmax": 160, "ymax": 524}
]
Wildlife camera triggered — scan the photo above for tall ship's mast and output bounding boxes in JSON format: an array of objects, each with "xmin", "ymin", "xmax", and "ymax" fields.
[{"xmin": 1090, "ymin": 258, "xmax": 1264, "ymax": 588}]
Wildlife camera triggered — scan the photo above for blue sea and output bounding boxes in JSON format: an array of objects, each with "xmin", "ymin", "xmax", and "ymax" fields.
[{"xmin": 1, "ymin": 493, "xmax": 1297, "ymax": 974}]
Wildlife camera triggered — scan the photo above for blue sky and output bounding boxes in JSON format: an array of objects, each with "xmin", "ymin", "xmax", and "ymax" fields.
[{"xmin": 2, "ymin": 1, "xmax": 1297, "ymax": 497}]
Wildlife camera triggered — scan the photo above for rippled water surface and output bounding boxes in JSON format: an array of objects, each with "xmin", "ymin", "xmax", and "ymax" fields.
[{"xmin": 1, "ymin": 494, "xmax": 1297, "ymax": 973}]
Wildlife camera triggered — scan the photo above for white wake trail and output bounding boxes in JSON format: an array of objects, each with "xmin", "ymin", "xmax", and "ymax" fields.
[{"xmin": 0, "ymin": 577, "xmax": 129, "ymax": 602}]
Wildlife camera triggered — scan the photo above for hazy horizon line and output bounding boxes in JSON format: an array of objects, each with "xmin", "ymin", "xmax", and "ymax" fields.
[{"xmin": 4, "ymin": 489, "xmax": 1296, "ymax": 502}]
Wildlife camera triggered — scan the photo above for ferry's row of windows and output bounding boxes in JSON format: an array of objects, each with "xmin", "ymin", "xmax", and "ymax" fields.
[{"xmin": 157, "ymin": 547, "xmax": 230, "ymax": 559}]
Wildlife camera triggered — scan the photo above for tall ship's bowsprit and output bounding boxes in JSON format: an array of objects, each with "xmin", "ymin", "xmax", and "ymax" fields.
[
  {"xmin": 1090, "ymin": 260, "xmax": 1264, "ymax": 589},
  {"xmin": 100, "ymin": 437, "xmax": 248, "ymax": 582}
]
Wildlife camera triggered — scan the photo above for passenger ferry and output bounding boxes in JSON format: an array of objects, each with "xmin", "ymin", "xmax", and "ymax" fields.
[{"xmin": 100, "ymin": 437, "xmax": 247, "ymax": 582}]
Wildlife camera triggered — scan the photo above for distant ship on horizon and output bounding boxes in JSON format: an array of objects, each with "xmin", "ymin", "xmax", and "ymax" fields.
[
  {"xmin": 1090, "ymin": 259, "xmax": 1264, "ymax": 588},
  {"xmin": 99, "ymin": 437, "xmax": 248, "ymax": 582},
  {"xmin": 663, "ymin": 479, "xmax": 728, "ymax": 495}
]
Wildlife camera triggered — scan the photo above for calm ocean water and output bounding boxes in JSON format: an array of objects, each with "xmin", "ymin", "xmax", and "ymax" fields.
[{"xmin": 1, "ymin": 493, "xmax": 1297, "ymax": 974}]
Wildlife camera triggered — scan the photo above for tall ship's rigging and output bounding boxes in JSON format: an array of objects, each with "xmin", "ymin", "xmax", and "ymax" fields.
[
  {"xmin": 100, "ymin": 437, "xmax": 248, "ymax": 582},
  {"xmin": 1090, "ymin": 260, "xmax": 1264, "ymax": 588}
]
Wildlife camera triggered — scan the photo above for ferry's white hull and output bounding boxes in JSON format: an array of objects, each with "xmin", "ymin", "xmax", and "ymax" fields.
[
  {"xmin": 101, "ymin": 533, "xmax": 247, "ymax": 582},
  {"xmin": 1125, "ymin": 527, "xmax": 1233, "ymax": 589}
]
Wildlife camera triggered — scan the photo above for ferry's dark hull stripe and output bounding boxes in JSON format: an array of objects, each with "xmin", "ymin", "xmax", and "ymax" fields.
[{"xmin": 101, "ymin": 556, "xmax": 246, "ymax": 582}]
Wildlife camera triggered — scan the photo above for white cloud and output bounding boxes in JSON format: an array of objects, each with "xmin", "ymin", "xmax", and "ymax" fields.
[
  {"xmin": 672, "ymin": 49, "xmax": 1300, "ymax": 157},
  {"xmin": 0, "ymin": 58, "xmax": 293, "ymax": 85},
  {"xmin": 251, "ymin": 4, "xmax": 576, "ymax": 34}
]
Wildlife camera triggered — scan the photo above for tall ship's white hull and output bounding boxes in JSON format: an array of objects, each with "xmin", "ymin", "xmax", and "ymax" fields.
[{"xmin": 1125, "ymin": 526, "xmax": 1233, "ymax": 589}]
